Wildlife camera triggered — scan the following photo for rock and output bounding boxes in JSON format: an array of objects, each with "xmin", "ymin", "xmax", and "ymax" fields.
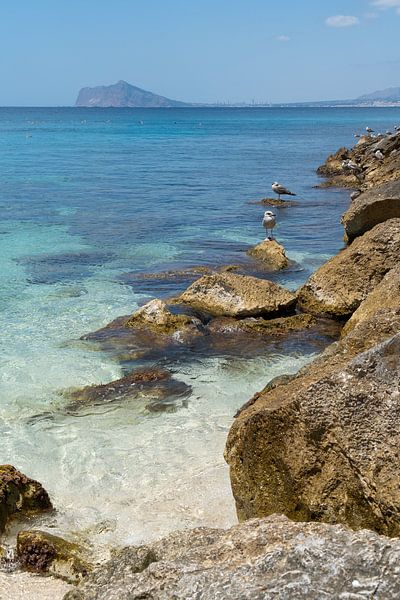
[
  {"xmin": 178, "ymin": 272, "xmax": 296, "ymax": 318},
  {"xmin": 247, "ymin": 240, "xmax": 289, "ymax": 270},
  {"xmin": 249, "ymin": 197, "xmax": 298, "ymax": 207},
  {"xmin": 125, "ymin": 299, "xmax": 202, "ymax": 335},
  {"xmin": 17, "ymin": 530, "xmax": 91, "ymax": 583},
  {"xmin": 297, "ymin": 218, "xmax": 400, "ymax": 318},
  {"xmin": 64, "ymin": 367, "xmax": 191, "ymax": 412},
  {"xmin": 342, "ymin": 179, "xmax": 400, "ymax": 242},
  {"xmin": 0, "ymin": 466, "xmax": 52, "ymax": 534},
  {"xmin": 63, "ymin": 515, "xmax": 400, "ymax": 600},
  {"xmin": 342, "ymin": 266, "xmax": 400, "ymax": 336},
  {"xmin": 317, "ymin": 132, "xmax": 400, "ymax": 190},
  {"xmin": 225, "ymin": 324, "xmax": 400, "ymax": 535}
]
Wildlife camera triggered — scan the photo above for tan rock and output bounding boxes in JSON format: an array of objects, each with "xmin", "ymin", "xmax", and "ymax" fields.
[
  {"xmin": 178, "ymin": 272, "xmax": 296, "ymax": 318},
  {"xmin": 17, "ymin": 530, "xmax": 91, "ymax": 583},
  {"xmin": 297, "ymin": 218, "xmax": 400, "ymax": 318},
  {"xmin": 247, "ymin": 240, "xmax": 289, "ymax": 270},
  {"xmin": 342, "ymin": 266, "xmax": 400, "ymax": 336},
  {"xmin": 125, "ymin": 299, "xmax": 201, "ymax": 334},
  {"xmin": 342, "ymin": 179, "xmax": 400, "ymax": 242},
  {"xmin": 225, "ymin": 309, "xmax": 400, "ymax": 535}
]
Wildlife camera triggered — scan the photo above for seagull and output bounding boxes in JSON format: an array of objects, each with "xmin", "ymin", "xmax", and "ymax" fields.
[
  {"xmin": 271, "ymin": 182, "xmax": 296, "ymax": 200},
  {"xmin": 375, "ymin": 149, "xmax": 384, "ymax": 161},
  {"xmin": 350, "ymin": 189, "xmax": 362, "ymax": 201},
  {"xmin": 366, "ymin": 127, "xmax": 374, "ymax": 134},
  {"xmin": 262, "ymin": 211, "xmax": 276, "ymax": 240}
]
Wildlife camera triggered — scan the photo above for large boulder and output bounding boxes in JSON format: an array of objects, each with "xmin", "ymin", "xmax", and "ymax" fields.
[
  {"xmin": 342, "ymin": 266, "xmax": 400, "ymax": 336},
  {"xmin": 17, "ymin": 530, "xmax": 92, "ymax": 583},
  {"xmin": 247, "ymin": 239, "xmax": 289, "ymax": 270},
  {"xmin": 342, "ymin": 179, "xmax": 400, "ymax": 242},
  {"xmin": 64, "ymin": 515, "xmax": 400, "ymax": 600},
  {"xmin": 178, "ymin": 272, "xmax": 296, "ymax": 318},
  {"xmin": 225, "ymin": 321, "xmax": 400, "ymax": 535},
  {"xmin": 0, "ymin": 465, "xmax": 52, "ymax": 534},
  {"xmin": 297, "ymin": 218, "xmax": 400, "ymax": 318}
]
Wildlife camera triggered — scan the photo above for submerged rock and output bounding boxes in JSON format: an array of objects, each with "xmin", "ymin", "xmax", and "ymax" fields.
[
  {"xmin": 342, "ymin": 179, "xmax": 400, "ymax": 242},
  {"xmin": 178, "ymin": 272, "xmax": 296, "ymax": 318},
  {"xmin": 225, "ymin": 314, "xmax": 400, "ymax": 535},
  {"xmin": 247, "ymin": 239, "xmax": 290, "ymax": 270},
  {"xmin": 0, "ymin": 465, "xmax": 52, "ymax": 534},
  {"xmin": 64, "ymin": 367, "xmax": 191, "ymax": 412},
  {"xmin": 207, "ymin": 313, "xmax": 316, "ymax": 336},
  {"xmin": 17, "ymin": 530, "xmax": 91, "ymax": 583},
  {"xmin": 64, "ymin": 515, "xmax": 400, "ymax": 600},
  {"xmin": 297, "ymin": 218, "xmax": 400, "ymax": 318}
]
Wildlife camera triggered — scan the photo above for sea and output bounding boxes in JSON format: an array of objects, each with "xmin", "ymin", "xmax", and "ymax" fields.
[{"xmin": 1, "ymin": 107, "xmax": 400, "ymax": 557}]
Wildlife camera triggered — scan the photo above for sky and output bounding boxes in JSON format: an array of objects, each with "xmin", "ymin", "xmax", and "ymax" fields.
[{"xmin": 0, "ymin": 0, "xmax": 399, "ymax": 106}]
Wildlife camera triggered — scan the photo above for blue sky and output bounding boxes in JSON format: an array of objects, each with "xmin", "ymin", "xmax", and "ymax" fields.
[{"xmin": 0, "ymin": 0, "xmax": 399, "ymax": 105}]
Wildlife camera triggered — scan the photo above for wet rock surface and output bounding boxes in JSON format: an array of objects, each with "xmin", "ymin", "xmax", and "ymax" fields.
[
  {"xmin": 64, "ymin": 515, "xmax": 400, "ymax": 600},
  {"xmin": 247, "ymin": 239, "xmax": 290, "ymax": 270},
  {"xmin": 125, "ymin": 299, "xmax": 203, "ymax": 335},
  {"xmin": 178, "ymin": 272, "xmax": 296, "ymax": 318},
  {"xmin": 64, "ymin": 367, "xmax": 192, "ymax": 413},
  {"xmin": 297, "ymin": 218, "xmax": 400, "ymax": 318},
  {"xmin": 17, "ymin": 530, "xmax": 91, "ymax": 583},
  {"xmin": 342, "ymin": 179, "xmax": 400, "ymax": 242},
  {"xmin": 0, "ymin": 466, "xmax": 52, "ymax": 534}
]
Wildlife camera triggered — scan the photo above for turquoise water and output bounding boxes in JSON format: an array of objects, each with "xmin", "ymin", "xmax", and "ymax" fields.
[{"xmin": 1, "ymin": 107, "xmax": 400, "ymax": 550}]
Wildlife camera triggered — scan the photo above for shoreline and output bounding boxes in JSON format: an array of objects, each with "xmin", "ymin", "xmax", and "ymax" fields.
[{"xmin": 2, "ymin": 126, "xmax": 400, "ymax": 597}]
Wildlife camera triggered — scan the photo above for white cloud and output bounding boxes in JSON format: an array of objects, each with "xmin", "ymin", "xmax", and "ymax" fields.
[
  {"xmin": 364, "ymin": 11, "xmax": 379, "ymax": 18},
  {"xmin": 370, "ymin": 0, "xmax": 400, "ymax": 13},
  {"xmin": 325, "ymin": 15, "xmax": 360, "ymax": 27},
  {"xmin": 275, "ymin": 35, "xmax": 290, "ymax": 42}
]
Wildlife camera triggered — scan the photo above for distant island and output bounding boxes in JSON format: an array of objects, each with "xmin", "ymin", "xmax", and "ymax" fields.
[
  {"xmin": 75, "ymin": 80, "xmax": 400, "ymax": 108},
  {"xmin": 75, "ymin": 80, "xmax": 191, "ymax": 108}
]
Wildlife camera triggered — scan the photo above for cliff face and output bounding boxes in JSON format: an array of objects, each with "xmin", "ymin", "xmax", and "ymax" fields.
[{"xmin": 75, "ymin": 80, "xmax": 190, "ymax": 108}]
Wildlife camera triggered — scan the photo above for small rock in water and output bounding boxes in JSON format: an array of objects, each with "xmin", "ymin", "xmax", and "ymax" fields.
[{"xmin": 247, "ymin": 239, "xmax": 290, "ymax": 270}]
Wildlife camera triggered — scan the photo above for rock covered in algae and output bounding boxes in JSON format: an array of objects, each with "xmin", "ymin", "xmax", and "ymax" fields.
[
  {"xmin": 178, "ymin": 272, "xmax": 296, "ymax": 318},
  {"xmin": 0, "ymin": 465, "xmax": 52, "ymax": 534},
  {"xmin": 246, "ymin": 239, "xmax": 289, "ymax": 270},
  {"xmin": 17, "ymin": 530, "xmax": 92, "ymax": 583},
  {"xmin": 297, "ymin": 218, "xmax": 400, "ymax": 318},
  {"xmin": 63, "ymin": 515, "xmax": 400, "ymax": 600}
]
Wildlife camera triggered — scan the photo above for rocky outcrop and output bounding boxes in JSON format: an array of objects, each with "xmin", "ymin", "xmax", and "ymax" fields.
[
  {"xmin": 317, "ymin": 132, "xmax": 400, "ymax": 189},
  {"xmin": 0, "ymin": 466, "xmax": 52, "ymax": 534},
  {"xmin": 225, "ymin": 319, "xmax": 400, "ymax": 534},
  {"xmin": 178, "ymin": 272, "xmax": 296, "ymax": 318},
  {"xmin": 206, "ymin": 313, "xmax": 316, "ymax": 336},
  {"xmin": 342, "ymin": 179, "xmax": 400, "ymax": 242},
  {"xmin": 64, "ymin": 515, "xmax": 400, "ymax": 600},
  {"xmin": 297, "ymin": 218, "xmax": 400, "ymax": 318},
  {"xmin": 17, "ymin": 530, "xmax": 91, "ymax": 583},
  {"xmin": 65, "ymin": 367, "xmax": 191, "ymax": 412},
  {"xmin": 247, "ymin": 239, "xmax": 289, "ymax": 270}
]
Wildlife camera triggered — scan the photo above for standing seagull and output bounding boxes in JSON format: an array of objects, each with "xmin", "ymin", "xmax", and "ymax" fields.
[
  {"xmin": 271, "ymin": 182, "xmax": 296, "ymax": 200},
  {"xmin": 375, "ymin": 149, "xmax": 384, "ymax": 161},
  {"xmin": 366, "ymin": 126, "xmax": 374, "ymax": 134},
  {"xmin": 262, "ymin": 210, "xmax": 276, "ymax": 240}
]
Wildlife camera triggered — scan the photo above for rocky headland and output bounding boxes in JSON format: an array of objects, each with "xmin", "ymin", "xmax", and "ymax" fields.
[{"xmin": 3, "ymin": 131, "xmax": 400, "ymax": 598}]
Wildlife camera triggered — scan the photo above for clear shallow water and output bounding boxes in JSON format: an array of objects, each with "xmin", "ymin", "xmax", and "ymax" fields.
[{"xmin": 1, "ymin": 107, "xmax": 400, "ymax": 552}]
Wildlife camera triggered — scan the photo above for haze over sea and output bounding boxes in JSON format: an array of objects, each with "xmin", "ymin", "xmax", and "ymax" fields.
[{"xmin": 1, "ymin": 106, "xmax": 399, "ymax": 551}]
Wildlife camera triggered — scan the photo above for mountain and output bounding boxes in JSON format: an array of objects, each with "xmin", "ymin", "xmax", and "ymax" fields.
[
  {"xmin": 356, "ymin": 86, "xmax": 400, "ymax": 103},
  {"xmin": 75, "ymin": 80, "xmax": 191, "ymax": 108}
]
